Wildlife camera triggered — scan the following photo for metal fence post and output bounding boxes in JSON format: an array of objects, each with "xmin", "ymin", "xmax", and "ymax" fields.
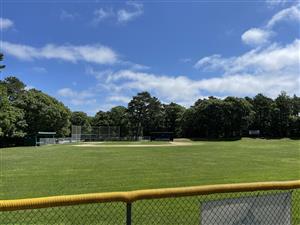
[{"xmin": 126, "ymin": 203, "xmax": 132, "ymax": 225}]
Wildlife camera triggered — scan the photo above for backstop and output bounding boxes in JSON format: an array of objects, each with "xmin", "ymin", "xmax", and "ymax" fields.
[
  {"xmin": 78, "ymin": 126, "xmax": 121, "ymax": 141},
  {"xmin": 1, "ymin": 180, "xmax": 299, "ymax": 224}
]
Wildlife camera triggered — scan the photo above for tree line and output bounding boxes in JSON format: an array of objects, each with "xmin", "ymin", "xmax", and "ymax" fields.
[
  {"xmin": 1, "ymin": 53, "xmax": 299, "ymax": 146},
  {"xmin": 1, "ymin": 75, "xmax": 299, "ymax": 146}
]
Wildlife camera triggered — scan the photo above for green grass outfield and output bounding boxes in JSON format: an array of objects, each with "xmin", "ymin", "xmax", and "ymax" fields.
[
  {"xmin": 1, "ymin": 138, "xmax": 299, "ymax": 200},
  {"xmin": 1, "ymin": 138, "xmax": 300, "ymax": 224}
]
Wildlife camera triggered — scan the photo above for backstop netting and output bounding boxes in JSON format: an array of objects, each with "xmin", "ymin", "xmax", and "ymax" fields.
[
  {"xmin": 76, "ymin": 126, "xmax": 120, "ymax": 141},
  {"xmin": 71, "ymin": 125, "xmax": 82, "ymax": 142},
  {"xmin": 39, "ymin": 138, "xmax": 56, "ymax": 145}
]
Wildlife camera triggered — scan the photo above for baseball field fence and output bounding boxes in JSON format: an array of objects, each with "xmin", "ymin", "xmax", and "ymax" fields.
[{"xmin": 1, "ymin": 180, "xmax": 299, "ymax": 224}]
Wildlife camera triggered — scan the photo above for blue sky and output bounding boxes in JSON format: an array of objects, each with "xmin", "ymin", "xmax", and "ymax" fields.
[{"xmin": 0, "ymin": 0, "xmax": 299, "ymax": 115}]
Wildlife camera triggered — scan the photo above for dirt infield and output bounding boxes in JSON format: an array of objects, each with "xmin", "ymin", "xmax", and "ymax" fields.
[{"xmin": 73, "ymin": 141, "xmax": 194, "ymax": 147}]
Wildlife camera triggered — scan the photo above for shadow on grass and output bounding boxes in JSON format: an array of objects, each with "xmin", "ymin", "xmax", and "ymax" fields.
[
  {"xmin": 187, "ymin": 136, "xmax": 300, "ymax": 142},
  {"xmin": 261, "ymin": 136, "xmax": 300, "ymax": 140},
  {"xmin": 189, "ymin": 137, "xmax": 242, "ymax": 142}
]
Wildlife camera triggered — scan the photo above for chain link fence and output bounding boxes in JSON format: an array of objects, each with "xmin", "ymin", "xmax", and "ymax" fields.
[
  {"xmin": 1, "ymin": 181, "xmax": 299, "ymax": 225},
  {"xmin": 132, "ymin": 190, "xmax": 300, "ymax": 225},
  {"xmin": 80, "ymin": 126, "xmax": 121, "ymax": 141}
]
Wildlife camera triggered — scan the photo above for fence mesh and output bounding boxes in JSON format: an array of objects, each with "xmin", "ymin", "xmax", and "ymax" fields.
[
  {"xmin": 1, "ymin": 189, "xmax": 299, "ymax": 225},
  {"xmin": 80, "ymin": 126, "xmax": 121, "ymax": 141},
  {"xmin": 132, "ymin": 190, "xmax": 300, "ymax": 225},
  {"xmin": 39, "ymin": 138, "xmax": 56, "ymax": 145},
  {"xmin": 71, "ymin": 125, "xmax": 82, "ymax": 142},
  {"xmin": 1, "ymin": 202, "xmax": 124, "ymax": 225}
]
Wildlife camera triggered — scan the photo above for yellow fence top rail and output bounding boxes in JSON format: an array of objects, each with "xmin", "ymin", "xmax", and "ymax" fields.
[{"xmin": 1, "ymin": 180, "xmax": 300, "ymax": 211}]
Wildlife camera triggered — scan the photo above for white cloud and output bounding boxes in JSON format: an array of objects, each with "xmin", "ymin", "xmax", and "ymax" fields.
[
  {"xmin": 0, "ymin": 18, "xmax": 14, "ymax": 30},
  {"xmin": 91, "ymin": 2, "xmax": 144, "ymax": 25},
  {"xmin": 265, "ymin": 0, "xmax": 289, "ymax": 6},
  {"xmin": 56, "ymin": 36, "xmax": 299, "ymax": 109},
  {"xmin": 104, "ymin": 68, "xmax": 299, "ymax": 106},
  {"xmin": 50, "ymin": 3, "xmax": 300, "ymax": 109},
  {"xmin": 117, "ymin": 2, "xmax": 143, "ymax": 23},
  {"xmin": 101, "ymin": 39, "xmax": 299, "ymax": 105},
  {"xmin": 191, "ymin": 4, "xmax": 300, "ymax": 103},
  {"xmin": 93, "ymin": 8, "xmax": 114, "ymax": 24},
  {"xmin": 106, "ymin": 70, "xmax": 202, "ymax": 105},
  {"xmin": 85, "ymin": 66, "xmax": 114, "ymax": 80},
  {"xmin": 85, "ymin": 63, "xmax": 149, "ymax": 82},
  {"xmin": 2, "ymin": 41, "xmax": 118, "ymax": 65},
  {"xmin": 57, "ymin": 88, "xmax": 77, "ymax": 97},
  {"xmin": 58, "ymin": 88, "xmax": 94, "ymax": 98},
  {"xmin": 267, "ymin": 4, "xmax": 300, "ymax": 28},
  {"xmin": 241, "ymin": 28, "xmax": 273, "ymax": 46},
  {"xmin": 70, "ymin": 98, "xmax": 97, "ymax": 106},
  {"xmin": 57, "ymin": 88, "xmax": 96, "ymax": 106},
  {"xmin": 195, "ymin": 39, "xmax": 300, "ymax": 74},
  {"xmin": 117, "ymin": 60, "xmax": 150, "ymax": 70},
  {"xmin": 86, "ymin": 104, "xmax": 117, "ymax": 115},
  {"xmin": 196, "ymin": 73, "xmax": 299, "ymax": 98},
  {"xmin": 194, "ymin": 54, "xmax": 225, "ymax": 71},
  {"xmin": 129, "ymin": 63, "xmax": 150, "ymax": 71},
  {"xmin": 96, "ymin": 39, "xmax": 299, "ymax": 106},
  {"xmin": 240, "ymin": 5, "xmax": 300, "ymax": 46},
  {"xmin": 107, "ymin": 95, "xmax": 131, "ymax": 103}
]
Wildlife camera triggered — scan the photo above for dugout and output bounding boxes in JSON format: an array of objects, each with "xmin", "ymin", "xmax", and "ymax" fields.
[
  {"xmin": 150, "ymin": 132, "xmax": 174, "ymax": 141},
  {"xmin": 35, "ymin": 131, "xmax": 56, "ymax": 146},
  {"xmin": 248, "ymin": 130, "xmax": 260, "ymax": 137}
]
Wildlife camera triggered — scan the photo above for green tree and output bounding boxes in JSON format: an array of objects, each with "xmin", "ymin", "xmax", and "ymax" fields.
[
  {"xmin": 128, "ymin": 92, "xmax": 164, "ymax": 136},
  {"xmin": 223, "ymin": 97, "xmax": 252, "ymax": 137},
  {"xmin": 71, "ymin": 111, "xmax": 91, "ymax": 134},
  {"xmin": 180, "ymin": 106, "xmax": 197, "ymax": 137},
  {"xmin": 15, "ymin": 89, "xmax": 71, "ymax": 136},
  {"xmin": 92, "ymin": 111, "xmax": 112, "ymax": 127},
  {"xmin": 183, "ymin": 97, "xmax": 226, "ymax": 138},
  {"xmin": 291, "ymin": 95, "xmax": 300, "ymax": 116},
  {"xmin": 110, "ymin": 106, "xmax": 129, "ymax": 137},
  {"xmin": 0, "ymin": 84, "xmax": 27, "ymax": 138},
  {"xmin": 272, "ymin": 92, "xmax": 292, "ymax": 137},
  {"xmin": 1, "ymin": 76, "xmax": 26, "ymax": 102},
  {"xmin": 288, "ymin": 115, "xmax": 300, "ymax": 137},
  {"xmin": 199, "ymin": 98, "xmax": 226, "ymax": 138},
  {"xmin": 249, "ymin": 94, "xmax": 273, "ymax": 136},
  {"xmin": 163, "ymin": 102, "xmax": 185, "ymax": 137},
  {"xmin": 0, "ymin": 58, "xmax": 27, "ymax": 140},
  {"xmin": 288, "ymin": 95, "xmax": 300, "ymax": 137},
  {"xmin": 181, "ymin": 97, "xmax": 252, "ymax": 138}
]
